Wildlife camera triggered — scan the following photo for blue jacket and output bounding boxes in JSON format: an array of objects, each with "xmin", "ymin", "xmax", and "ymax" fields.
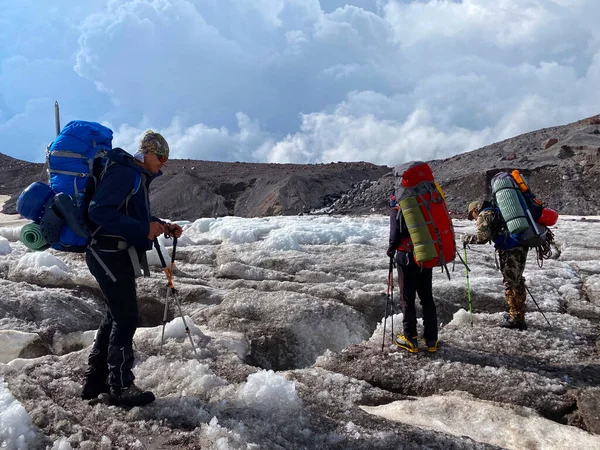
[{"xmin": 88, "ymin": 148, "xmax": 162, "ymax": 251}]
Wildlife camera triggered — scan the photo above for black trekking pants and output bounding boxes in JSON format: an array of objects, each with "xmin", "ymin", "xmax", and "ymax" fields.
[
  {"xmin": 399, "ymin": 258, "xmax": 437, "ymax": 341},
  {"xmin": 85, "ymin": 249, "xmax": 138, "ymax": 389}
]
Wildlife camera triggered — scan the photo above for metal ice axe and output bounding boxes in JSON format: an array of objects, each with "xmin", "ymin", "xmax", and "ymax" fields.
[{"xmin": 154, "ymin": 237, "xmax": 199, "ymax": 358}]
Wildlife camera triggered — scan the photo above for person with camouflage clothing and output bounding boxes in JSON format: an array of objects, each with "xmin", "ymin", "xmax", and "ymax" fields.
[{"xmin": 462, "ymin": 201, "xmax": 529, "ymax": 330}]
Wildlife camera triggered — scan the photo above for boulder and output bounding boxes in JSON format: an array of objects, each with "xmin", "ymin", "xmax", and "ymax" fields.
[
  {"xmin": 543, "ymin": 138, "xmax": 558, "ymax": 149},
  {"xmin": 554, "ymin": 145, "xmax": 575, "ymax": 159}
]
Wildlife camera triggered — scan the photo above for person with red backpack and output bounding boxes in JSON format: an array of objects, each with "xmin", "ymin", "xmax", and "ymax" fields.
[
  {"xmin": 385, "ymin": 161, "xmax": 455, "ymax": 353},
  {"xmin": 387, "ymin": 194, "xmax": 439, "ymax": 353}
]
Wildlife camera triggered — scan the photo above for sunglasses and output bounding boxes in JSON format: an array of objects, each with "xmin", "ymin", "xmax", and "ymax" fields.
[{"xmin": 154, "ymin": 154, "xmax": 167, "ymax": 164}]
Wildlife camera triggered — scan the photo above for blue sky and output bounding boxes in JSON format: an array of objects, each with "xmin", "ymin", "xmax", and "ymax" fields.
[{"xmin": 1, "ymin": 0, "xmax": 599, "ymax": 165}]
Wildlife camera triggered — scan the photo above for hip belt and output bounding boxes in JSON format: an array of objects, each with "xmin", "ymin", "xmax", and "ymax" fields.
[{"xmin": 89, "ymin": 235, "xmax": 150, "ymax": 281}]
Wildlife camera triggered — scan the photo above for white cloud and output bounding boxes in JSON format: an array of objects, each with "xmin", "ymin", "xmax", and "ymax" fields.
[
  {"xmin": 1, "ymin": 0, "xmax": 599, "ymax": 164},
  {"xmin": 111, "ymin": 112, "xmax": 273, "ymax": 162},
  {"xmin": 266, "ymin": 105, "xmax": 493, "ymax": 165}
]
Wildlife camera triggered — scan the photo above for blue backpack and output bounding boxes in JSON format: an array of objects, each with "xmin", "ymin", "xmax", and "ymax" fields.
[{"xmin": 17, "ymin": 120, "xmax": 140, "ymax": 252}]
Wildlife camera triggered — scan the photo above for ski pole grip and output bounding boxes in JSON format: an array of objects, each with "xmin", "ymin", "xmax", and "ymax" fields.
[{"xmin": 153, "ymin": 239, "xmax": 167, "ymax": 269}]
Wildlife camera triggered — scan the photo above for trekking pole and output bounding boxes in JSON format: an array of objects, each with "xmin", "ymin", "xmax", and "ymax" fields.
[
  {"xmin": 159, "ymin": 278, "xmax": 170, "ymax": 354},
  {"xmin": 455, "ymin": 247, "xmax": 471, "ymax": 272},
  {"xmin": 390, "ymin": 258, "xmax": 395, "ymax": 341},
  {"xmin": 463, "ymin": 246, "xmax": 474, "ymax": 327},
  {"xmin": 154, "ymin": 238, "xmax": 199, "ymax": 358},
  {"xmin": 382, "ymin": 257, "xmax": 394, "ymax": 352},
  {"xmin": 524, "ymin": 285, "xmax": 551, "ymax": 326},
  {"xmin": 156, "ymin": 238, "xmax": 175, "ymax": 355}
]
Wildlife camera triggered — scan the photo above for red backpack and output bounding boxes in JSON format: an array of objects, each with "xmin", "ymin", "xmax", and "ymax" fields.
[{"xmin": 394, "ymin": 162, "xmax": 456, "ymax": 272}]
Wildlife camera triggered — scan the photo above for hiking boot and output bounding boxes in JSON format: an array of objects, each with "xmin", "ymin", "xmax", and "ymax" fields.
[
  {"xmin": 109, "ymin": 384, "xmax": 156, "ymax": 407},
  {"xmin": 425, "ymin": 338, "xmax": 439, "ymax": 353},
  {"xmin": 81, "ymin": 378, "xmax": 109, "ymax": 400},
  {"xmin": 500, "ymin": 317, "xmax": 528, "ymax": 331},
  {"xmin": 395, "ymin": 335, "xmax": 418, "ymax": 353}
]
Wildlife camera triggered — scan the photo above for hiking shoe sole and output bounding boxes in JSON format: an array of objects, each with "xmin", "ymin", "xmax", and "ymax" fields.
[
  {"xmin": 500, "ymin": 319, "xmax": 528, "ymax": 331},
  {"xmin": 394, "ymin": 335, "xmax": 418, "ymax": 353},
  {"xmin": 108, "ymin": 385, "xmax": 156, "ymax": 407},
  {"xmin": 108, "ymin": 391, "xmax": 156, "ymax": 407},
  {"xmin": 425, "ymin": 339, "xmax": 439, "ymax": 353},
  {"xmin": 81, "ymin": 384, "xmax": 109, "ymax": 400}
]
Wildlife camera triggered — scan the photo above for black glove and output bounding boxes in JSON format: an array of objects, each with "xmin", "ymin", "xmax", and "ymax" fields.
[
  {"xmin": 386, "ymin": 247, "xmax": 396, "ymax": 258},
  {"xmin": 461, "ymin": 235, "xmax": 471, "ymax": 249},
  {"xmin": 396, "ymin": 251, "xmax": 409, "ymax": 266}
]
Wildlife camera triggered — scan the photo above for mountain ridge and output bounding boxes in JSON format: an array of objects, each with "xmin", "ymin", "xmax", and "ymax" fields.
[{"xmin": 1, "ymin": 113, "xmax": 599, "ymax": 219}]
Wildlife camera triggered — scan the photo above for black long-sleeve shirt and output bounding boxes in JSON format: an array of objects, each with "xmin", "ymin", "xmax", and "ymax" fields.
[{"xmin": 388, "ymin": 207, "xmax": 410, "ymax": 253}]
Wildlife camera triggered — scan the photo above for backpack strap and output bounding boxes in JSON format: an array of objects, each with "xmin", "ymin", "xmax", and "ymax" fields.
[
  {"xmin": 88, "ymin": 170, "xmax": 143, "ymax": 283},
  {"xmin": 395, "ymin": 206, "xmax": 403, "ymax": 230},
  {"xmin": 124, "ymin": 172, "xmax": 142, "ymax": 212},
  {"xmin": 88, "ymin": 246, "xmax": 118, "ymax": 282},
  {"xmin": 49, "ymin": 149, "xmax": 108, "ymax": 197},
  {"xmin": 89, "ymin": 165, "xmax": 140, "ymax": 236}
]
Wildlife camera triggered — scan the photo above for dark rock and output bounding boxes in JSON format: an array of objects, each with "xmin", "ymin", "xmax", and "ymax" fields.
[
  {"xmin": 555, "ymin": 146, "xmax": 575, "ymax": 159},
  {"xmin": 543, "ymin": 138, "xmax": 559, "ymax": 149}
]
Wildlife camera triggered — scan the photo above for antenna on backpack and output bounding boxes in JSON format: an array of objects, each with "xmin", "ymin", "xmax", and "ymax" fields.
[
  {"xmin": 54, "ymin": 101, "xmax": 61, "ymax": 136},
  {"xmin": 40, "ymin": 101, "xmax": 60, "ymax": 180}
]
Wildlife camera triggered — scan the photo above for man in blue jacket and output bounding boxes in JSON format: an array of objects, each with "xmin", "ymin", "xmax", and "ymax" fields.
[{"xmin": 81, "ymin": 130, "xmax": 183, "ymax": 407}]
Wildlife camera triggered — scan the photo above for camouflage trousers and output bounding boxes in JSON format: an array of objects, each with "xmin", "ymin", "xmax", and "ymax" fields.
[{"xmin": 498, "ymin": 247, "xmax": 528, "ymax": 321}]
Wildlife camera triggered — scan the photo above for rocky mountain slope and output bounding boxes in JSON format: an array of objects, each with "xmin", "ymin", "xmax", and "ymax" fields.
[
  {"xmin": 1, "ymin": 114, "xmax": 599, "ymax": 219},
  {"xmin": 330, "ymin": 114, "xmax": 600, "ymax": 216},
  {"xmin": 148, "ymin": 160, "xmax": 389, "ymax": 220},
  {"xmin": 0, "ymin": 157, "xmax": 389, "ymax": 220}
]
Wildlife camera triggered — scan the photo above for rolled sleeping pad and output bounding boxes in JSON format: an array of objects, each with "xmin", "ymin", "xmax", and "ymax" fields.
[
  {"xmin": 538, "ymin": 207, "xmax": 558, "ymax": 227},
  {"xmin": 16, "ymin": 182, "xmax": 54, "ymax": 222},
  {"xmin": 492, "ymin": 174, "xmax": 529, "ymax": 234},
  {"xmin": 399, "ymin": 196, "xmax": 437, "ymax": 263},
  {"xmin": 20, "ymin": 222, "xmax": 49, "ymax": 251},
  {"xmin": 52, "ymin": 193, "xmax": 89, "ymax": 238}
]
